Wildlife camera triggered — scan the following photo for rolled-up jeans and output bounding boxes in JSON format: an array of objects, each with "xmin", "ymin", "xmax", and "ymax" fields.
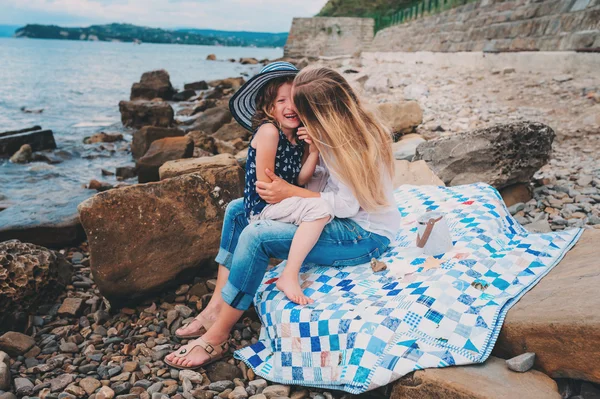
[{"xmin": 215, "ymin": 198, "xmax": 391, "ymax": 310}]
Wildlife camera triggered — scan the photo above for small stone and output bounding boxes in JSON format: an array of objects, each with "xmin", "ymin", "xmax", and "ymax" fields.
[
  {"xmin": 0, "ymin": 393, "xmax": 18, "ymax": 399},
  {"xmin": 229, "ymin": 386, "xmax": 248, "ymax": 399},
  {"xmin": 290, "ymin": 389, "xmax": 309, "ymax": 399},
  {"xmin": 553, "ymin": 75, "xmax": 573, "ymax": 83},
  {"xmin": 0, "ymin": 332, "xmax": 35, "ymax": 356},
  {"xmin": 147, "ymin": 382, "xmax": 163, "ymax": 395},
  {"xmin": 503, "ymin": 68, "xmax": 516, "ymax": 74},
  {"xmin": 508, "ymin": 202, "xmax": 525, "ymax": 215},
  {"xmin": 58, "ymin": 298, "xmax": 83, "ymax": 317},
  {"xmin": 206, "ymin": 279, "xmax": 217, "ymax": 291},
  {"xmin": 80, "ymin": 377, "xmax": 102, "ymax": 395},
  {"xmin": 65, "ymin": 384, "xmax": 86, "ymax": 397},
  {"xmin": 578, "ymin": 175, "xmax": 593, "ymax": 187},
  {"xmin": 174, "ymin": 305, "xmax": 193, "ymax": 318},
  {"xmin": 60, "ymin": 342, "xmax": 79, "ymax": 353},
  {"xmin": 262, "ymin": 386, "xmax": 290, "ymax": 399},
  {"xmin": 113, "ymin": 382, "xmax": 132, "ymax": 395},
  {"xmin": 123, "ymin": 361, "xmax": 139, "ymax": 373},
  {"xmin": 110, "ymin": 372, "xmax": 132, "ymax": 382},
  {"xmin": 179, "ymin": 370, "xmax": 203, "ymax": 384},
  {"xmin": 506, "ymin": 352, "xmax": 536, "ymax": 372},
  {"xmin": 206, "ymin": 362, "xmax": 242, "ymax": 382},
  {"xmin": 97, "ymin": 386, "xmax": 116, "ymax": 399},
  {"xmin": 249, "ymin": 395, "xmax": 266, "ymax": 399},
  {"xmin": 209, "ymin": 381, "xmax": 235, "ymax": 393},
  {"xmin": 248, "ymin": 380, "xmax": 266, "ymax": 394},
  {"xmin": 182, "ymin": 378, "xmax": 193, "ymax": 393},
  {"xmin": 14, "ymin": 377, "xmax": 34, "ymax": 396},
  {"xmin": 219, "ymin": 389, "xmax": 233, "ymax": 399},
  {"xmin": 49, "ymin": 374, "xmax": 76, "ymax": 392},
  {"xmin": 58, "ymin": 393, "xmax": 76, "ymax": 399},
  {"xmin": 93, "ymin": 310, "xmax": 111, "ymax": 324}
]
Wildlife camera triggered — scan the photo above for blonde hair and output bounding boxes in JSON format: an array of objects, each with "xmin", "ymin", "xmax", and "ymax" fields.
[{"xmin": 293, "ymin": 67, "xmax": 394, "ymax": 212}]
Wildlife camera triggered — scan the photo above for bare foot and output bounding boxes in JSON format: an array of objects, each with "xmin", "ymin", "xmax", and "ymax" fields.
[{"xmin": 276, "ymin": 272, "xmax": 314, "ymax": 305}]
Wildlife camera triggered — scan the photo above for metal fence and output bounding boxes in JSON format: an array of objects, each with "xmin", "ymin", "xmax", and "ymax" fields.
[{"xmin": 373, "ymin": 0, "xmax": 477, "ymax": 32}]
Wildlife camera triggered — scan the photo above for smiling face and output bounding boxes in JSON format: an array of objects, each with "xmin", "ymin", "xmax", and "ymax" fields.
[{"xmin": 272, "ymin": 82, "xmax": 300, "ymax": 133}]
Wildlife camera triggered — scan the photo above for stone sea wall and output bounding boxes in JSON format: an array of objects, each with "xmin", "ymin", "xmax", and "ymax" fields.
[
  {"xmin": 370, "ymin": 0, "xmax": 600, "ymax": 52},
  {"xmin": 284, "ymin": 17, "xmax": 374, "ymax": 58}
]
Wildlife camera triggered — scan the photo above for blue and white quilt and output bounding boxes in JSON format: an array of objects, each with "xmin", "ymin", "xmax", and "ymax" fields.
[{"xmin": 235, "ymin": 183, "xmax": 582, "ymax": 393}]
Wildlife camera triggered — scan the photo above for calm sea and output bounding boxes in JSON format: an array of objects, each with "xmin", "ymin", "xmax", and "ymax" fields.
[{"xmin": 0, "ymin": 38, "xmax": 281, "ymax": 214}]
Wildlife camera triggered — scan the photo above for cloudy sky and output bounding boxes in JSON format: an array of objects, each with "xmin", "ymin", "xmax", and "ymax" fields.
[{"xmin": 0, "ymin": 0, "xmax": 328, "ymax": 32}]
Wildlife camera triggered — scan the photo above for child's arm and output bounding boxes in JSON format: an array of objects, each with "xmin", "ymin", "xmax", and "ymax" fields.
[
  {"xmin": 254, "ymin": 123, "xmax": 280, "ymax": 184},
  {"xmin": 297, "ymin": 127, "xmax": 319, "ymax": 187}
]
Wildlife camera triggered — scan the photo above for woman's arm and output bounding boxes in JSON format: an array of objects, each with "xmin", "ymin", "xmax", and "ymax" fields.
[
  {"xmin": 256, "ymin": 168, "xmax": 361, "ymax": 219},
  {"xmin": 253, "ymin": 124, "xmax": 279, "ymax": 184}
]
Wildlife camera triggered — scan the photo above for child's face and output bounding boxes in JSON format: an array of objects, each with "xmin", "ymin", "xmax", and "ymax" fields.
[{"xmin": 272, "ymin": 82, "xmax": 301, "ymax": 131}]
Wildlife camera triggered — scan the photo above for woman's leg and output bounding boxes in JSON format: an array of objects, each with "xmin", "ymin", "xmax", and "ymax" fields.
[
  {"xmin": 175, "ymin": 199, "xmax": 247, "ymax": 337},
  {"xmin": 167, "ymin": 218, "xmax": 390, "ymax": 368}
]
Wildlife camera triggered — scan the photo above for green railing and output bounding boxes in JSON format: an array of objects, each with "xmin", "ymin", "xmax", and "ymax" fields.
[{"xmin": 373, "ymin": 0, "xmax": 477, "ymax": 32}]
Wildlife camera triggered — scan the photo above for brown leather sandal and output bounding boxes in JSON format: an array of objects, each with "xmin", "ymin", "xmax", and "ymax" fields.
[
  {"xmin": 175, "ymin": 315, "xmax": 215, "ymax": 339},
  {"xmin": 165, "ymin": 338, "xmax": 229, "ymax": 370}
]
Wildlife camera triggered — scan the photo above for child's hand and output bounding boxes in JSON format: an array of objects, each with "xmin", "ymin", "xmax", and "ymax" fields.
[{"xmin": 298, "ymin": 127, "xmax": 318, "ymax": 155}]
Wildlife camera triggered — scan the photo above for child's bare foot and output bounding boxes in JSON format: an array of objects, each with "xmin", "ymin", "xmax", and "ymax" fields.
[{"xmin": 276, "ymin": 272, "xmax": 314, "ymax": 305}]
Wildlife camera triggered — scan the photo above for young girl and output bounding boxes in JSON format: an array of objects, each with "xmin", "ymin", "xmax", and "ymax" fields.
[
  {"xmin": 166, "ymin": 66, "xmax": 398, "ymax": 370},
  {"xmin": 233, "ymin": 62, "xmax": 334, "ymax": 305}
]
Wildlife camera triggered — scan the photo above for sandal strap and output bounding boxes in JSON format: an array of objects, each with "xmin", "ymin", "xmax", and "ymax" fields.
[{"xmin": 176, "ymin": 338, "xmax": 228, "ymax": 360}]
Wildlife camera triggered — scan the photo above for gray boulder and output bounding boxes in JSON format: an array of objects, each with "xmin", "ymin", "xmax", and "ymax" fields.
[
  {"xmin": 130, "ymin": 70, "xmax": 176, "ymax": 101},
  {"xmin": 119, "ymin": 100, "xmax": 174, "ymax": 129},
  {"xmin": 414, "ymin": 122, "xmax": 554, "ymax": 189}
]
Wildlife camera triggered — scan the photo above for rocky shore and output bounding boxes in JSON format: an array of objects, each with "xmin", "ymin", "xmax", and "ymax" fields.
[{"xmin": 1, "ymin": 52, "xmax": 599, "ymax": 399}]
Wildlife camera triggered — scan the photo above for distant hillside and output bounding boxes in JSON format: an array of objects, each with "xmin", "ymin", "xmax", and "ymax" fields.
[
  {"xmin": 0, "ymin": 25, "xmax": 19, "ymax": 37},
  {"xmin": 317, "ymin": 0, "xmax": 412, "ymax": 17},
  {"xmin": 15, "ymin": 23, "xmax": 287, "ymax": 48},
  {"xmin": 177, "ymin": 29, "xmax": 287, "ymax": 48}
]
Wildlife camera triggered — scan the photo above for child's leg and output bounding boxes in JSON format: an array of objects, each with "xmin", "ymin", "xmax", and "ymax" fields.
[{"xmin": 276, "ymin": 217, "xmax": 329, "ymax": 305}]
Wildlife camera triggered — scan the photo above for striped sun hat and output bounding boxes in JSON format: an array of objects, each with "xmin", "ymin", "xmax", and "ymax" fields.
[{"xmin": 229, "ymin": 61, "xmax": 299, "ymax": 132}]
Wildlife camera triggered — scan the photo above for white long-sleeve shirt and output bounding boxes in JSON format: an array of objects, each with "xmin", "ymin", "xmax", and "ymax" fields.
[{"xmin": 315, "ymin": 163, "xmax": 401, "ymax": 242}]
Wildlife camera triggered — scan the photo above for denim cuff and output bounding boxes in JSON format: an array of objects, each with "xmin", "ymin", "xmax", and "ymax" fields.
[
  {"xmin": 215, "ymin": 247, "xmax": 234, "ymax": 270},
  {"xmin": 221, "ymin": 280, "xmax": 255, "ymax": 311}
]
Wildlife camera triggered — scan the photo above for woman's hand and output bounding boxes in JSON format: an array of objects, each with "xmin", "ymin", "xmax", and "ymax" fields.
[
  {"xmin": 298, "ymin": 127, "xmax": 318, "ymax": 155},
  {"xmin": 256, "ymin": 169, "xmax": 294, "ymax": 204}
]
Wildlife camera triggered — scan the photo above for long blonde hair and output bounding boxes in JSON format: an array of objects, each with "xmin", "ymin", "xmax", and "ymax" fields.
[{"xmin": 293, "ymin": 67, "xmax": 394, "ymax": 212}]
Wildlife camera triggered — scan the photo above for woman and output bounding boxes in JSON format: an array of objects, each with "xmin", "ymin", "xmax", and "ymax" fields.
[{"xmin": 165, "ymin": 67, "xmax": 401, "ymax": 369}]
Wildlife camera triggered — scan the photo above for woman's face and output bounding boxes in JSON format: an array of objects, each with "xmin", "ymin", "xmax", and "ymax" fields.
[{"xmin": 273, "ymin": 82, "xmax": 300, "ymax": 131}]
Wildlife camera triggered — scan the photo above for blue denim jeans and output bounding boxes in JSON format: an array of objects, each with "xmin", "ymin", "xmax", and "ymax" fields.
[{"xmin": 215, "ymin": 198, "xmax": 391, "ymax": 310}]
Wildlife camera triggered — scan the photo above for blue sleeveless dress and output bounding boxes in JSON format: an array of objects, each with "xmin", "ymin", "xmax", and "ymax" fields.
[{"xmin": 244, "ymin": 123, "xmax": 304, "ymax": 219}]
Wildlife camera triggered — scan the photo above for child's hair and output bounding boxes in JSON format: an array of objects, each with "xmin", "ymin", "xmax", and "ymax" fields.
[
  {"xmin": 251, "ymin": 76, "xmax": 295, "ymax": 131},
  {"xmin": 293, "ymin": 67, "xmax": 395, "ymax": 212}
]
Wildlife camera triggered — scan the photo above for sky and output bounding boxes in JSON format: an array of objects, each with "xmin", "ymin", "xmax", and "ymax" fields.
[{"xmin": 0, "ymin": 0, "xmax": 328, "ymax": 33}]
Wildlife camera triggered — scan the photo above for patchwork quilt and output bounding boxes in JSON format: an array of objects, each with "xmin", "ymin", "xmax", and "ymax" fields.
[{"xmin": 235, "ymin": 183, "xmax": 582, "ymax": 393}]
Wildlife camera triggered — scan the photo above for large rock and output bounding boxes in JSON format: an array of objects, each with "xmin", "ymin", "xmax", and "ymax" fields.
[
  {"xmin": 131, "ymin": 126, "xmax": 185, "ymax": 160},
  {"xmin": 9, "ymin": 144, "xmax": 32, "ymax": 163},
  {"xmin": 393, "ymin": 160, "xmax": 445, "ymax": 189},
  {"xmin": 391, "ymin": 356, "xmax": 560, "ymax": 399},
  {"xmin": 186, "ymin": 131, "xmax": 217, "ymax": 154},
  {"xmin": 212, "ymin": 122, "xmax": 250, "ymax": 142},
  {"xmin": 0, "ymin": 241, "xmax": 72, "ymax": 332},
  {"xmin": 0, "ymin": 129, "xmax": 56, "ymax": 157},
  {"xmin": 414, "ymin": 122, "xmax": 555, "ymax": 190},
  {"xmin": 130, "ymin": 70, "xmax": 176, "ymax": 101},
  {"xmin": 187, "ymin": 106, "xmax": 232, "ymax": 134},
  {"xmin": 119, "ymin": 100, "xmax": 174, "ymax": 129},
  {"xmin": 77, "ymin": 165, "xmax": 244, "ymax": 306},
  {"xmin": 159, "ymin": 154, "xmax": 239, "ymax": 180},
  {"xmin": 208, "ymin": 77, "xmax": 245, "ymax": 90},
  {"xmin": 373, "ymin": 101, "xmax": 423, "ymax": 136},
  {"xmin": 184, "ymin": 81, "xmax": 209, "ymax": 91},
  {"xmin": 136, "ymin": 136, "xmax": 194, "ymax": 183},
  {"xmin": 495, "ymin": 229, "xmax": 600, "ymax": 383},
  {"xmin": 0, "ymin": 351, "xmax": 9, "ymax": 390},
  {"xmin": 0, "ymin": 190, "xmax": 92, "ymax": 248}
]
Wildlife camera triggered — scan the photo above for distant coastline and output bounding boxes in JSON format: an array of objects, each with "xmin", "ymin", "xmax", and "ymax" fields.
[{"xmin": 12, "ymin": 23, "xmax": 288, "ymax": 48}]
